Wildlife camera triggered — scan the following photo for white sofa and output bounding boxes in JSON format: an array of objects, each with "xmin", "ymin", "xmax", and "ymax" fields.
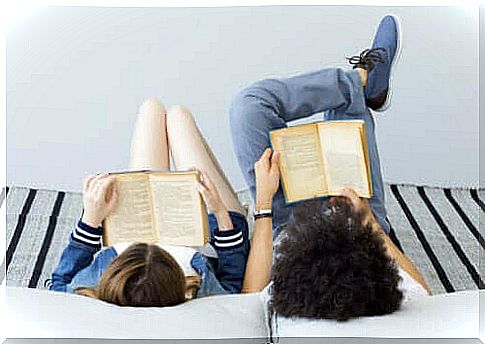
[
  {"xmin": 4, "ymin": 287, "xmax": 483, "ymax": 341},
  {"xmin": 272, "ymin": 290, "xmax": 481, "ymax": 340},
  {"xmin": 5, "ymin": 287, "xmax": 266, "ymax": 339}
]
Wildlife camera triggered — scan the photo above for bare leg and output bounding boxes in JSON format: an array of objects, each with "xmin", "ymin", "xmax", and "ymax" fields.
[
  {"xmin": 129, "ymin": 98, "xmax": 170, "ymax": 171},
  {"xmin": 166, "ymin": 105, "xmax": 246, "ymax": 215}
]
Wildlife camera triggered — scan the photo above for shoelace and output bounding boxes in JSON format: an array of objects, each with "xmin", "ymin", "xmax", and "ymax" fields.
[{"xmin": 346, "ymin": 47, "xmax": 385, "ymax": 71}]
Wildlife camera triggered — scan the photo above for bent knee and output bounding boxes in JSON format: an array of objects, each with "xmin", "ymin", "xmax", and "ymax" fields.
[
  {"xmin": 168, "ymin": 104, "xmax": 192, "ymax": 117},
  {"xmin": 139, "ymin": 97, "xmax": 166, "ymax": 115},
  {"xmin": 166, "ymin": 105, "xmax": 196, "ymax": 127},
  {"xmin": 230, "ymin": 84, "xmax": 270, "ymax": 129},
  {"xmin": 231, "ymin": 79, "xmax": 274, "ymax": 103}
]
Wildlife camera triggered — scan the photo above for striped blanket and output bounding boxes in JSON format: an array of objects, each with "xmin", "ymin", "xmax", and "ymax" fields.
[{"xmin": 2, "ymin": 185, "xmax": 484, "ymax": 294}]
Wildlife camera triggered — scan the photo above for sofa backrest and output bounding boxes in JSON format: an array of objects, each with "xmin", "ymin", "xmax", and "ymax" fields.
[
  {"xmin": 5, "ymin": 287, "xmax": 267, "ymax": 340},
  {"xmin": 6, "ymin": 287, "xmax": 482, "ymax": 340}
]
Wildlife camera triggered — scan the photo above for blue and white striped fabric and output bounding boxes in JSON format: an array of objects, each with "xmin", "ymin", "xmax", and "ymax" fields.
[
  {"xmin": 213, "ymin": 230, "xmax": 244, "ymax": 248},
  {"xmin": 71, "ymin": 220, "xmax": 103, "ymax": 249}
]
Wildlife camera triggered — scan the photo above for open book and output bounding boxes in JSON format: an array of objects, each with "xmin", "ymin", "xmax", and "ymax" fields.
[
  {"xmin": 103, "ymin": 170, "xmax": 209, "ymax": 247},
  {"xmin": 269, "ymin": 120, "xmax": 372, "ymax": 204}
]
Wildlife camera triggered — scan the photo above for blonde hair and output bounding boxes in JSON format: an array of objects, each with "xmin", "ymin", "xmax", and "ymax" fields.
[{"xmin": 75, "ymin": 243, "xmax": 186, "ymax": 307}]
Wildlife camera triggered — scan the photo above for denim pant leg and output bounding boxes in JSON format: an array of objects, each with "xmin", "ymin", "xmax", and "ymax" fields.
[{"xmin": 230, "ymin": 67, "xmax": 389, "ymax": 234}]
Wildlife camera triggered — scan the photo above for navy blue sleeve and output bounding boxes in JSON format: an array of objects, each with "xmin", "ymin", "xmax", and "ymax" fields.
[
  {"xmin": 49, "ymin": 219, "xmax": 103, "ymax": 292},
  {"xmin": 209, "ymin": 212, "xmax": 250, "ymax": 294}
]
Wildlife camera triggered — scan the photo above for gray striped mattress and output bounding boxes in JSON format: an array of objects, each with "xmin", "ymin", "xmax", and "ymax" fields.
[{"xmin": 2, "ymin": 185, "xmax": 484, "ymax": 294}]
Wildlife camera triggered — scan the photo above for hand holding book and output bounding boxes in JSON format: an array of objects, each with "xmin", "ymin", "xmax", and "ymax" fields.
[
  {"xmin": 196, "ymin": 171, "xmax": 233, "ymax": 231},
  {"xmin": 81, "ymin": 173, "xmax": 119, "ymax": 228},
  {"xmin": 102, "ymin": 170, "xmax": 210, "ymax": 247},
  {"xmin": 196, "ymin": 171, "xmax": 226, "ymax": 214},
  {"xmin": 333, "ymin": 187, "xmax": 377, "ymax": 228},
  {"xmin": 269, "ymin": 120, "xmax": 373, "ymax": 204},
  {"xmin": 241, "ymin": 148, "xmax": 280, "ymax": 293},
  {"xmin": 255, "ymin": 148, "xmax": 280, "ymax": 210}
]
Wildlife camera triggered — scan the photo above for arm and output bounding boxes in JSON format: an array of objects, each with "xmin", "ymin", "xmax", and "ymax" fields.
[
  {"xmin": 211, "ymin": 213, "xmax": 250, "ymax": 293},
  {"xmin": 50, "ymin": 220, "xmax": 103, "ymax": 291},
  {"xmin": 340, "ymin": 188, "xmax": 432, "ymax": 295},
  {"xmin": 241, "ymin": 148, "xmax": 280, "ymax": 293},
  {"xmin": 50, "ymin": 173, "xmax": 118, "ymax": 291},
  {"xmin": 241, "ymin": 210, "xmax": 273, "ymax": 293},
  {"xmin": 196, "ymin": 172, "xmax": 249, "ymax": 293},
  {"xmin": 196, "ymin": 149, "xmax": 279, "ymax": 294},
  {"xmin": 373, "ymin": 223, "xmax": 432, "ymax": 295}
]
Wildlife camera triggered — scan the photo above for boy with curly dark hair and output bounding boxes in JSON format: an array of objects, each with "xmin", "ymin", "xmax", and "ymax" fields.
[
  {"xmin": 229, "ymin": 14, "xmax": 431, "ymax": 321},
  {"xmin": 270, "ymin": 189, "xmax": 430, "ymax": 321}
]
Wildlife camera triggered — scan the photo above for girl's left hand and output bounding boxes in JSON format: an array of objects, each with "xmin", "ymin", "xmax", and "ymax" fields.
[{"xmin": 196, "ymin": 171, "xmax": 227, "ymax": 214}]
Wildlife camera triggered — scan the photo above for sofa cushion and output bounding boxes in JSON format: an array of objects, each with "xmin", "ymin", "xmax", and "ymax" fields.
[
  {"xmin": 5, "ymin": 287, "xmax": 266, "ymax": 339},
  {"xmin": 5, "ymin": 287, "xmax": 482, "ymax": 340},
  {"xmin": 264, "ymin": 290, "xmax": 481, "ymax": 340}
]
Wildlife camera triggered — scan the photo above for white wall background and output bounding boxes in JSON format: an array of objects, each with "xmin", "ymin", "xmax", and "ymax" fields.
[{"xmin": 6, "ymin": 6, "xmax": 479, "ymax": 192}]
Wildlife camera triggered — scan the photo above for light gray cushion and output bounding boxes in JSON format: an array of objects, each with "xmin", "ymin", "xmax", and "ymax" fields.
[
  {"xmin": 265, "ymin": 290, "xmax": 481, "ymax": 339},
  {"xmin": 5, "ymin": 287, "xmax": 482, "ymax": 340},
  {"xmin": 5, "ymin": 287, "xmax": 266, "ymax": 339}
]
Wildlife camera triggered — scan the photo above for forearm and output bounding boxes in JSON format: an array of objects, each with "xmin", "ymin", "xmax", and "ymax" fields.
[
  {"xmin": 371, "ymin": 221, "xmax": 432, "ymax": 295},
  {"xmin": 242, "ymin": 146, "xmax": 279, "ymax": 293},
  {"xmin": 241, "ymin": 200, "xmax": 274, "ymax": 293},
  {"xmin": 211, "ymin": 212, "xmax": 249, "ymax": 293},
  {"xmin": 214, "ymin": 208, "xmax": 234, "ymax": 231},
  {"xmin": 51, "ymin": 219, "xmax": 102, "ymax": 291}
]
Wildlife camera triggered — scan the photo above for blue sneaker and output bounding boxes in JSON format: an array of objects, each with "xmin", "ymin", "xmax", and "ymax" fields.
[{"xmin": 347, "ymin": 15, "xmax": 402, "ymax": 112}]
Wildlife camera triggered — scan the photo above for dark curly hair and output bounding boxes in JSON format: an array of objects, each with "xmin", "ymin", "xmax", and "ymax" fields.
[{"xmin": 270, "ymin": 198, "xmax": 403, "ymax": 321}]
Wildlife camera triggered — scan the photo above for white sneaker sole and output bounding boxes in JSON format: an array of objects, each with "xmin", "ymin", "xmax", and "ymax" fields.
[{"xmin": 373, "ymin": 14, "xmax": 403, "ymax": 113}]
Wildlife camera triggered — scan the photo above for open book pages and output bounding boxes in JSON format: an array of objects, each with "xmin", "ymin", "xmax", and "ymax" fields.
[
  {"xmin": 270, "ymin": 124, "xmax": 327, "ymax": 203},
  {"xmin": 103, "ymin": 170, "xmax": 209, "ymax": 247},
  {"xmin": 149, "ymin": 172, "xmax": 208, "ymax": 246},
  {"xmin": 270, "ymin": 120, "xmax": 372, "ymax": 204},
  {"xmin": 318, "ymin": 121, "xmax": 372, "ymax": 197},
  {"xmin": 103, "ymin": 173, "xmax": 155, "ymax": 244}
]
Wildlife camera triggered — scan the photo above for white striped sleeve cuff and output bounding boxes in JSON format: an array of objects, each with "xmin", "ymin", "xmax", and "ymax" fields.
[
  {"xmin": 71, "ymin": 219, "xmax": 103, "ymax": 248},
  {"xmin": 213, "ymin": 228, "xmax": 244, "ymax": 249}
]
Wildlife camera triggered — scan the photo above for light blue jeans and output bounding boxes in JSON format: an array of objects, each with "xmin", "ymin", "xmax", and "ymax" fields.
[{"xmin": 229, "ymin": 67, "xmax": 390, "ymax": 236}]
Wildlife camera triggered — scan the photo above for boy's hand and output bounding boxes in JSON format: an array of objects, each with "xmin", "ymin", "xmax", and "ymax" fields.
[
  {"xmin": 81, "ymin": 173, "xmax": 118, "ymax": 228},
  {"xmin": 335, "ymin": 187, "xmax": 376, "ymax": 226},
  {"xmin": 255, "ymin": 148, "xmax": 280, "ymax": 209}
]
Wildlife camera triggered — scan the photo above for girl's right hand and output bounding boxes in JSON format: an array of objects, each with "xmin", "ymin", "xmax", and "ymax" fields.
[
  {"xmin": 255, "ymin": 148, "xmax": 280, "ymax": 209},
  {"xmin": 195, "ymin": 170, "xmax": 234, "ymax": 231},
  {"xmin": 196, "ymin": 171, "xmax": 226, "ymax": 214},
  {"xmin": 81, "ymin": 173, "xmax": 118, "ymax": 228}
]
